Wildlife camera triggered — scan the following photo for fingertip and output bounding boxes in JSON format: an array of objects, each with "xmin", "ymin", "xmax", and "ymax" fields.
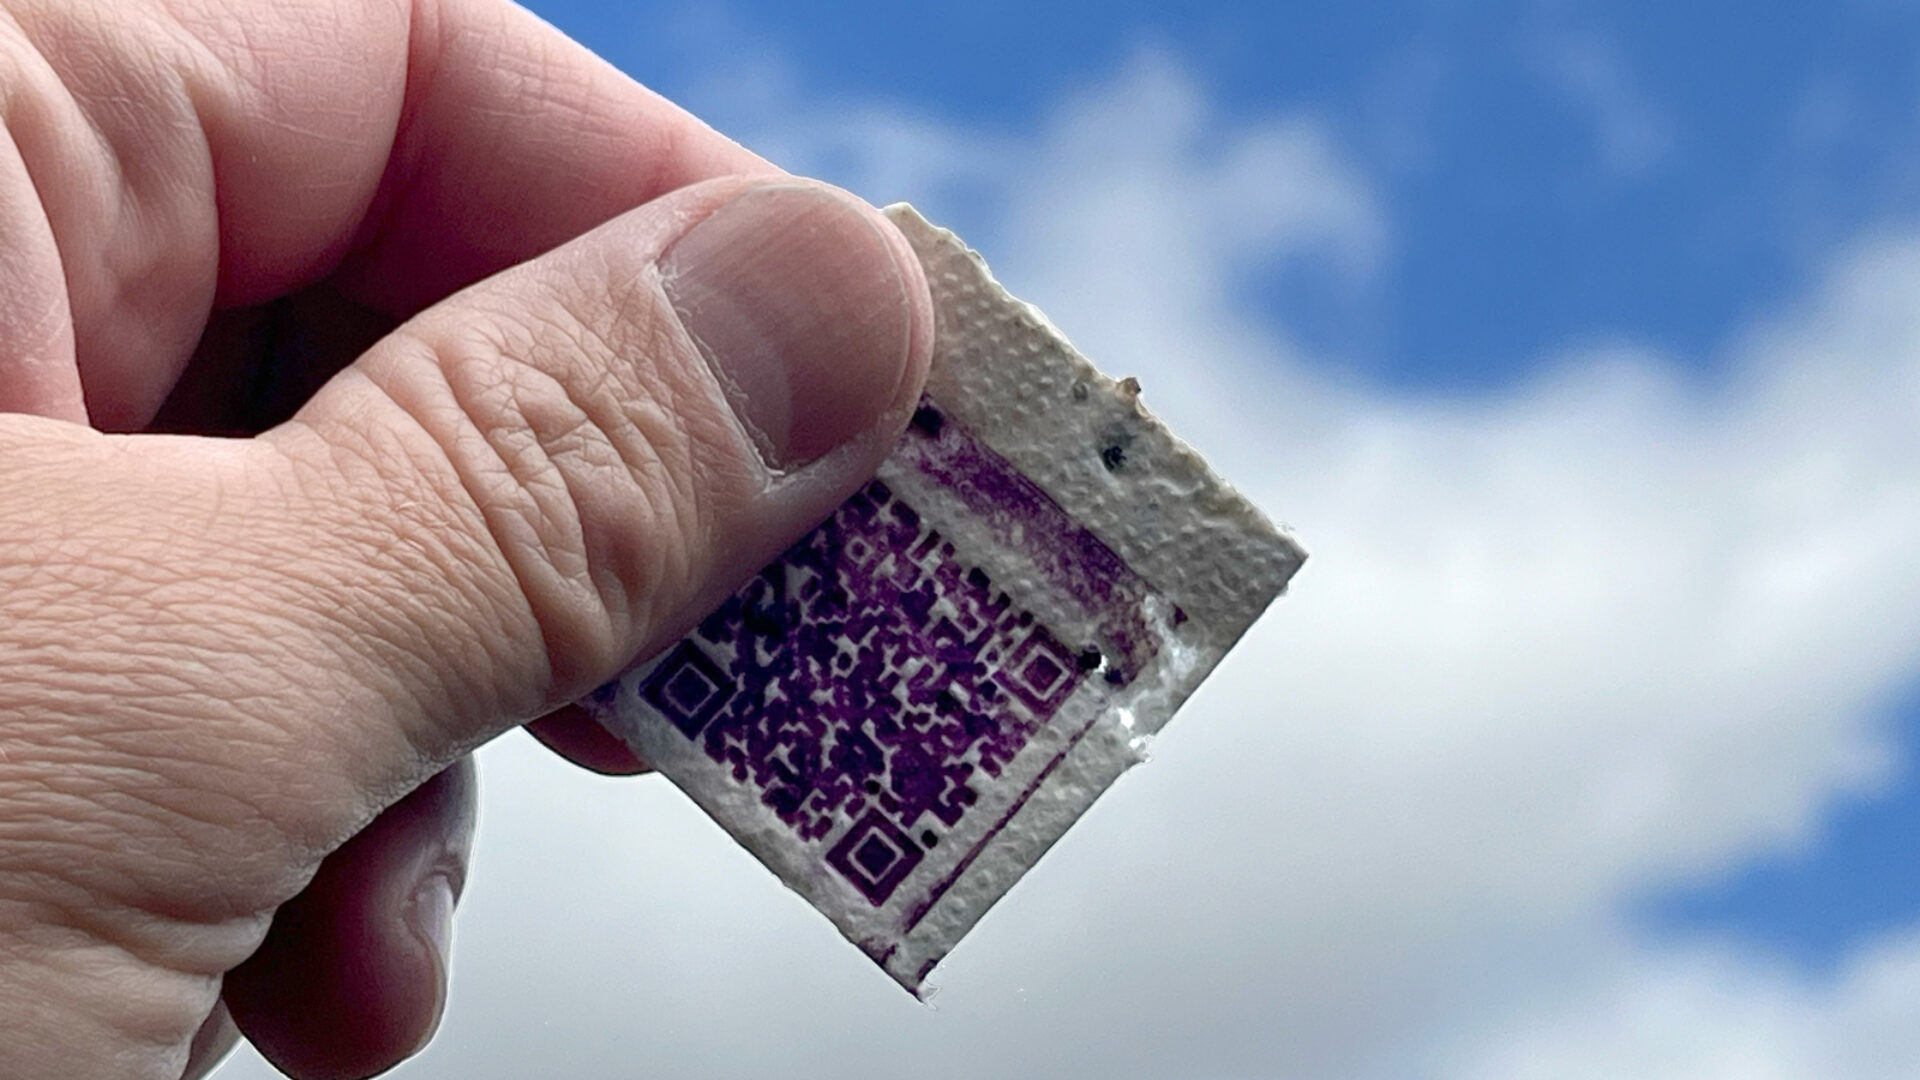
[
  {"xmin": 525, "ymin": 705, "xmax": 653, "ymax": 776},
  {"xmin": 225, "ymin": 762, "xmax": 475, "ymax": 1080},
  {"xmin": 658, "ymin": 181, "xmax": 933, "ymax": 471}
]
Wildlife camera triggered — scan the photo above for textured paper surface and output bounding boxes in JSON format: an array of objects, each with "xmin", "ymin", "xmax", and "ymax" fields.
[{"xmin": 584, "ymin": 205, "xmax": 1306, "ymax": 993}]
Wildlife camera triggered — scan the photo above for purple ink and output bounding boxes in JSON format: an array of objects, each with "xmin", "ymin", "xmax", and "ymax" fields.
[
  {"xmin": 631, "ymin": 401, "xmax": 1173, "ymax": 907},
  {"xmin": 889, "ymin": 401, "xmax": 1177, "ymax": 679}
]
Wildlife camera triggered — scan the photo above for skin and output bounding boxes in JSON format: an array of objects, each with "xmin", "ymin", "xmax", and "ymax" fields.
[{"xmin": 0, "ymin": 1, "xmax": 935, "ymax": 1077}]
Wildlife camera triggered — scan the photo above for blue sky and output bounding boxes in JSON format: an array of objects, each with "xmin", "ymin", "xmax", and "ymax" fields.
[{"xmin": 222, "ymin": 4, "xmax": 1920, "ymax": 1077}]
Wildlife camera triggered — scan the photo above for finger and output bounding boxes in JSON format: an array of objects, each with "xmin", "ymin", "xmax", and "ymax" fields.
[
  {"xmin": 525, "ymin": 705, "xmax": 652, "ymax": 776},
  {"xmin": 224, "ymin": 760, "xmax": 477, "ymax": 1080},
  {"xmin": 321, "ymin": 0, "xmax": 779, "ymax": 319},
  {"xmin": 1, "ymin": 0, "xmax": 770, "ymax": 431},
  {"xmin": 0, "ymin": 130, "xmax": 84, "ymax": 421},
  {"xmin": 0, "ymin": 175, "xmax": 931, "ymax": 901}
]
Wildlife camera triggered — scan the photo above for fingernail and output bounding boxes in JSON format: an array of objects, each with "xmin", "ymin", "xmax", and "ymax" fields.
[
  {"xmin": 405, "ymin": 872, "xmax": 457, "ymax": 1049},
  {"xmin": 661, "ymin": 184, "xmax": 916, "ymax": 470}
]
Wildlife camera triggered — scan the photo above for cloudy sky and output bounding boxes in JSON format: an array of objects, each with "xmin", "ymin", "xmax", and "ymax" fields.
[{"xmin": 220, "ymin": 2, "xmax": 1920, "ymax": 1077}]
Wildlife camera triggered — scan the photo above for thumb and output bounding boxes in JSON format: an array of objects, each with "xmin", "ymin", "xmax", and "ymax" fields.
[{"xmin": 0, "ymin": 176, "xmax": 931, "ymax": 864}]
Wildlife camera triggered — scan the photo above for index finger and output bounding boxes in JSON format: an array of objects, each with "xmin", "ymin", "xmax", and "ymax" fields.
[
  {"xmin": 8, "ymin": 0, "xmax": 776, "ymax": 426},
  {"xmin": 195, "ymin": 0, "xmax": 780, "ymax": 312}
]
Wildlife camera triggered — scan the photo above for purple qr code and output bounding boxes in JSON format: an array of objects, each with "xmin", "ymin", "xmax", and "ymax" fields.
[{"xmin": 638, "ymin": 403, "xmax": 1169, "ymax": 909}]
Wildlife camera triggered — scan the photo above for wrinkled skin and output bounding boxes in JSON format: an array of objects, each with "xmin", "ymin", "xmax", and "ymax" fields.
[{"xmin": 0, "ymin": 2, "xmax": 933, "ymax": 1077}]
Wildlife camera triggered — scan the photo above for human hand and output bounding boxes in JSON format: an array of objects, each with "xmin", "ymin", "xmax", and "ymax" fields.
[{"xmin": 0, "ymin": 2, "xmax": 933, "ymax": 1077}]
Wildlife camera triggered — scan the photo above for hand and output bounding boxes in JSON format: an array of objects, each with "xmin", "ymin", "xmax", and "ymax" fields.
[{"xmin": 0, "ymin": 2, "xmax": 934, "ymax": 1078}]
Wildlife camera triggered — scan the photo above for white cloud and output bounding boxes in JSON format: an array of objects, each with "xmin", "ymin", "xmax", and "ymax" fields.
[
  {"xmin": 219, "ymin": 43, "xmax": 1920, "ymax": 1080},
  {"xmin": 1442, "ymin": 933, "xmax": 1920, "ymax": 1080}
]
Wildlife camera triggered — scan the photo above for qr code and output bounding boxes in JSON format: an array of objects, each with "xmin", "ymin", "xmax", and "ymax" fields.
[
  {"xmin": 644, "ymin": 474, "xmax": 1103, "ymax": 903},
  {"xmin": 631, "ymin": 402, "xmax": 1171, "ymax": 910}
]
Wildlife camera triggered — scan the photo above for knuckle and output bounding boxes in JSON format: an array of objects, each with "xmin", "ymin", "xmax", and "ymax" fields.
[{"xmin": 353, "ymin": 282, "xmax": 716, "ymax": 701}]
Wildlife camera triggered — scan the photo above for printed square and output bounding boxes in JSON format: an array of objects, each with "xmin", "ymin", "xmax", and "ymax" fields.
[
  {"xmin": 855, "ymin": 835, "xmax": 899, "ymax": 877},
  {"xmin": 827, "ymin": 810, "xmax": 925, "ymax": 905},
  {"xmin": 996, "ymin": 626, "xmax": 1080, "ymax": 714},
  {"xmin": 640, "ymin": 641, "xmax": 732, "ymax": 738},
  {"xmin": 1024, "ymin": 653, "xmax": 1063, "ymax": 691}
]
